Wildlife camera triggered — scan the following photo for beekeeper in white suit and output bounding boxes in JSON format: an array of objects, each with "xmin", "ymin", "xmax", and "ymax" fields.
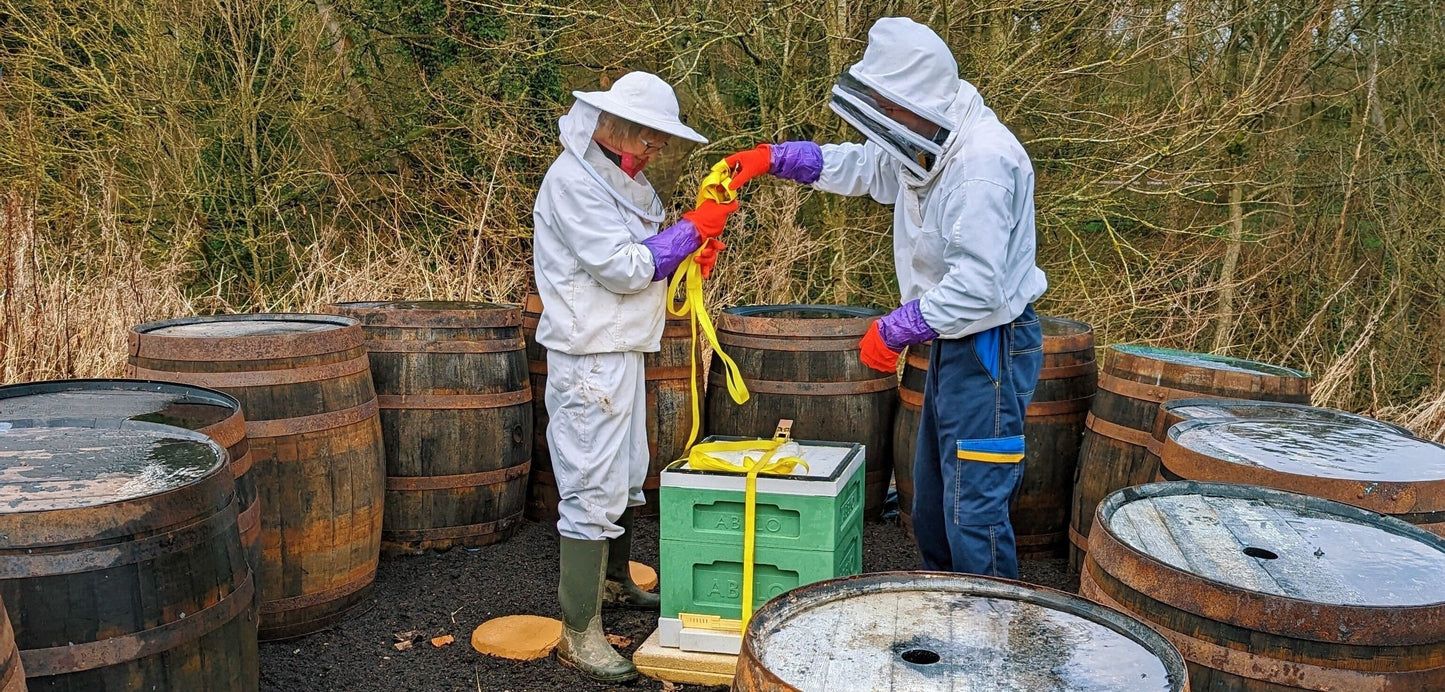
[
  {"xmin": 726, "ymin": 17, "xmax": 1047, "ymax": 578},
  {"xmin": 532, "ymin": 72, "xmax": 734, "ymax": 682}
]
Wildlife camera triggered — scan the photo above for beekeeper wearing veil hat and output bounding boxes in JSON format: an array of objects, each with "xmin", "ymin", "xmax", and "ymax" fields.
[
  {"xmin": 532, "ymin": 71, "xmax": 734, "ymax": 682},
  {"xmin": 724, "ymin": 17, "xmax": 1047, "ymax": 579}
]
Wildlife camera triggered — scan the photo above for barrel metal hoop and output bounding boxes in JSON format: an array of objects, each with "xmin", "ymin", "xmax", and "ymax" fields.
[
  {"xmin": 643, "ymin": 366, "xmax": 693, "ymax": 381},
  {"xmin": 1042, "ymin": 331, "xmax": 1095, "ymax": 355},
  {"xmin": 382, "ymin": 513, "xmax": 522, "ymax": 542},
  {"xmin": 331, "ymin": 306, "xmax": 523, "ymax": 329},
  {"xmin": 246, "ymin": 398, "xmax": 378, "ymax": 439},
  {"xmin": 1084, "ymin": 412, "xmax": 1155, "ymax": 448},
  {"xmin": 1159, "ymin": 438, "xmax": 1437, "ymax": 514},
  {"xmin": 898, "ymin": 387, "xmax": 924, "ymax": 410},
  {"xmin": 744, "ymin": 376, "xmax": 897, "ymax": 396},
  {"xmin": 1081, "ymin": 568, "xmax": 1444, "ymax": 691},
  {"xmin": 0, "ymin": 503, "xmax": 238, "ymax": 577},
  {"xmin": 128, "ymin": 354, "xmax": 371, "ymax": 389},
  {"xmin": 527, "ymin": 361, "xmax": 548, "ymax": 376},
  {"xmin": 717, "ymin": 332, "xmax": 863, "ymax": 352},
  {"xmin": 229, "ymin": 448, "xmax": 254, "ymax": 478},
  {"xmin": 1027, "ymin": 397, "xmax": 1093, "ymax": 416},
  {"xmin": 1068, "ymin": 523, "xmax": 1090, "ymax": 551},
  {"xmin": 533, "ymin": 470, "xmax": 661, "ymax": 491},
  {"xmin": 260, "ymin": 566, "xmax": 377, "ymax": 614},
  {"xmin": 386, "ymin": 463, "xmax": 531, "ymax": 492},
  {"xmin": 363, "ymin": 338, "xmax": 524, "ymax": 354},
  {"xmin": 19, "ymin": 571, "xmax": 254, "ymax": 677},
  {"xmin": 375, "ymin": 391, "xmax": 530, "ymax": 410},
  {"xmin": 130, "ymin": 320, "xmax": 362, "ymax": 361},
  {"xmin": 1038, "ymin": 361, "xmax": 1097, "ymax": 379},
  {"xmin": 1097, "ymin": 371, "xmax": 1224, "ymax": 405},
  {"xmin": 237, "ymin": 497, "xmax": 261, "ymax": 538},
  {"xmin": 199, "ymin": 411, "xmax": 247, "ymax": 449}
]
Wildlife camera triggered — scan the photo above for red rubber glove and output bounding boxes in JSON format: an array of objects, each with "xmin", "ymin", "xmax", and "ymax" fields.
[
  {"xmin": 683, "ymin": 199, "xmax": 737, "ymax": 240},
  {"xmin": 859, "ymin": 321, "xmax": 901, "ymax": 373},
  {"xmin": 695, "ymin": 238, "xmax": 726, "ymax": 279},
  {"xmin": 724, "ymin": 144, "xmax": 773, "ymax": 190}
]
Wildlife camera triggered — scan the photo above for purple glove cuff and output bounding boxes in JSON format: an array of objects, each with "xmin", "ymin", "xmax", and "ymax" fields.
[
  {"xmin": 770, "ymin": 141, "xmax": 824, "ymax": 185},
  {"xmin": 877, "ymin": 300, "xmax": 938, "ymax": 352},
  {"xmin": 642, "ymin": 220, "xmax": 704, "ymax": 281}
]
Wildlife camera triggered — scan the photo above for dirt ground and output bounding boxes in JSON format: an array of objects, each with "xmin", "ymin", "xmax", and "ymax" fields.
[{"xmin": 258, "ymin": 513, "xmax": 1076, "ymax": 692}]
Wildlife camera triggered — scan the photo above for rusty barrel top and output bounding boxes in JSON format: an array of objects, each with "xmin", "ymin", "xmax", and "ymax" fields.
[
  {"xmin": 738, "ymin": 571, "xmax": 1187, "ymax": 692},
  {"xmin": 1112, "ymin": 345, "xmax": 1307, "ymax": 379},
  {"xmin": 1152, "ymin": 398, "xmax": 1411, "ymax": 442},
  {"xmin": 129, "ymin": 313, "xmax": 361, "ymax": 363},
  {"xmin": 718, "ymin": 304, "xmax": 881, "ymax": 341},
  {"xmin": 1098, "ymin": 482, "xmax": 1445, "ymax": 615},
  {"xmin": 0, "ymin": 420, "xmax": 228, "ymax": 536},
  {"xmin": 1042, "ymin": 315, "xmax": 1095, "ymax": 352},
  {"xmin": 330, "ymin": 300, "xmax": 522, "ymax": 328}
]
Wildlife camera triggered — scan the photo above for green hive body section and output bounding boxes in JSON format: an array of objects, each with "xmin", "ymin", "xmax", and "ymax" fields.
[{"xmin": 659, "ymin": 439, "xmax": 865, "ymax": 622}]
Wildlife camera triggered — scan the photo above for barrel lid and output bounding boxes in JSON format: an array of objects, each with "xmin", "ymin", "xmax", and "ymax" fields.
[
  {"xmin": 1170, "ymin": 416, "xmax": 1445, "ymax": 482},
  {"xmin": 745, "ymin": 572, "xmax": 1185, "ymax": 691},
  {"xmin": 1041, "ymin": 315, "xmax": 1092, "ymax": 338},
  {"xmin": 1112, "ymin": 345, "xmax": 1307, "ymax": 378},
  {"xmin": 0, "ymin": 420, "xmax": 226, "ymax": 513},
  {"xmin": 138, "ymin": 313, "xmax": 352, "ymax": 337},
  {"xmin": 0, "ymin": 379, "xmax": 238, "ymax": 432},
  {"xmin": 1103, "ymin": 483, "xmax": 1445, "ymax": 607}
]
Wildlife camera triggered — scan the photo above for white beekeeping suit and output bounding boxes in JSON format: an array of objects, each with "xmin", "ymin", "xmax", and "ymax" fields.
[{"xmin": 819, "ymin": 18, "xmax": 1047, "ymax": 338}]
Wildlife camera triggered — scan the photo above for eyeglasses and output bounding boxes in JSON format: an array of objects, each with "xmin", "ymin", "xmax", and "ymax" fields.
[{"xmin": 640, "ymin": 137, "xmax": 669, "ymax": 153}]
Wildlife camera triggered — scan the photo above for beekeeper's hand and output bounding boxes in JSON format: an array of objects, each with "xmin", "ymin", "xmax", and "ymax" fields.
[{"xmin": 724, "ymin": 142, "xmax": 824, "ymax": 190}]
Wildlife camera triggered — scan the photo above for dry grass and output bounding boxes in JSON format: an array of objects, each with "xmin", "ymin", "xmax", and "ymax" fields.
[{"xmin": 1, "ymin": 0, "xmax": 1442, "ymax": 441}]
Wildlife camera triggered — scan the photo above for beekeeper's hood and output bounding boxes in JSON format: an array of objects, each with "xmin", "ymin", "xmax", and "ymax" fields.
[
  {"xmin": 830, "ymin": 17, "xmax": 983, "ymax": 183},
  {"xmin": 558, "ymin": 72, "xmax": 708, "ymax": 223}
]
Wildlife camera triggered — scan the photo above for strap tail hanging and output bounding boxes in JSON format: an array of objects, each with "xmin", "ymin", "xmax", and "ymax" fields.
[{"xmin": 671, "ymin": 159, "xmax": 750, "ymax": 451}]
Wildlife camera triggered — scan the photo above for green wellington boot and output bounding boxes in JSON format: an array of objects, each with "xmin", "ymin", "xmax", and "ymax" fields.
[
  {"xmin": 604, "ymin": 508, "xmax": 661, "ymax": 611},
  {"xmin": 556, "ymin": 537, "xmax": 639, "ymax": 683}
]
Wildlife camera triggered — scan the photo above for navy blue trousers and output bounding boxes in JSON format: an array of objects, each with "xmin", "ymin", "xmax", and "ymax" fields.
[{"xmin": 912, "ymin": 306, "xmax": 1043, "ymax": 577}]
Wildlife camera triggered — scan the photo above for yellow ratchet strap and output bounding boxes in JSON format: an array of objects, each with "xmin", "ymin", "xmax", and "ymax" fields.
[
  {"xmin": 686, "ymin": 433, "xmax": 808, "ymax": 631},
  {"xmin": 668, "ymin": 159, "xmax": 750, "ymax": 450}
]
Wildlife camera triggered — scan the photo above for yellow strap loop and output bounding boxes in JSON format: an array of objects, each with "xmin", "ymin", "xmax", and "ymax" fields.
[
  {"xmin": 687, "ymin": 439, "xmax": 807, "ymax": 630},
  {"xmin": 669, "ymin": 160, "xmax": 749, "ymax": 451}
]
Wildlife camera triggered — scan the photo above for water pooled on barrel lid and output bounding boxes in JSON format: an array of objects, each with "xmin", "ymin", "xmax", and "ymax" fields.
[
  {"xmin": 1115, "ymin": 345, "xmax": 1306, "ymax": 378},
  {"xmin": 1109, "ymin": 490, "xmax": 1445, "ymax": 606},
  {"xmin": 1162, "ymin": 399, "xmax": 1410, "ymax": 433},
  {"xmin": 758, "ymin": 589, "xmax": 1173, "ymax": 691},
  {"xmin": 0, "ymin": 389, "xmax": 232, "ymax": 431},
  {"xmin": 0, "ymin": 423, "xmax": 224, "ymax": 512},
  {"xmin": 1174, "ymin": 416, "xmax": 1445, "ymax": 482},
  {"xmin": 145, "ymin": 316, "xmax": 347, "ymax": 337}
]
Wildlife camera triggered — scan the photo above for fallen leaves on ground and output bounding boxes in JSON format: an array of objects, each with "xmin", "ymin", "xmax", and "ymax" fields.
[{"xmin": 605, "ymin": 634, "xmax": 633, "ymax": 648}]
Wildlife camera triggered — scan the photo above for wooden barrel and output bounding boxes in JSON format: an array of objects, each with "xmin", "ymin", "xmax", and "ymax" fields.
[
  {"xmin": 0, "ymin": 379, "xmax": 261, "ymax": 581},
  {"xmin": 1082, "ymin": 481, "xmax": 1445, "ymax": 691},
  {"xmin": 521, "ymin": 294, "xmax": 700, "ymax": 520},
  {"xmin": 1158, "ymin": 415, "xmax": 1445, "ymax": 536},
  {"xmin": 892, "ymin": 316, "xmax": 1097, "ymax": 556},
  {"xmin": 0, "ymin": 419, "xmax": 256, "ymax": 690},
  {"xmin": 126, "ymin": 314, "xmax": 386, "ymax": 641},
  {"xmin": 707, "ymin": 305, "xmax": 895, "ymax": 517},
  {"xmin": 0, "ymin": 596, "xmax": 24, "ymax": 692},
  {"xmin": 1068, "ymin": 346, "xmax": 1310, "ymax": 570},
  {"xmin": 735, "ymin": 571, "xmax": 1189, "ymax": 691},
  {"xmin": 329, "ymin": 301, "xmax": 531, "ymax": 554},
  {"xmin": 1144, "ymin": 398, "xmax": 1414, "ymax": 476}
]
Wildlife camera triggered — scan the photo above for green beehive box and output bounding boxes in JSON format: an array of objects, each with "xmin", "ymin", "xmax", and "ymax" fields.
[{"xmin": 659, "ymin": 437, "xmax": 865, "ymax": 622}]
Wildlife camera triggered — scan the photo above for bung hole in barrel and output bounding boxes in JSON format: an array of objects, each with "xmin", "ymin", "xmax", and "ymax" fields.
[
  {"xmin": 900, "ymin": 648, "xmax": 941, "ymax": 665},
  {"xmin": 1243, "ymin": 546, "xmax": 1279, "ymax": 560}
]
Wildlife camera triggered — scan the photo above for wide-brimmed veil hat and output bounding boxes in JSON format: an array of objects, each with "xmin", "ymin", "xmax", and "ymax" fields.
[{"xmin": 572, "ymin": 71, "xmax": 708, "ymax": 144}]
